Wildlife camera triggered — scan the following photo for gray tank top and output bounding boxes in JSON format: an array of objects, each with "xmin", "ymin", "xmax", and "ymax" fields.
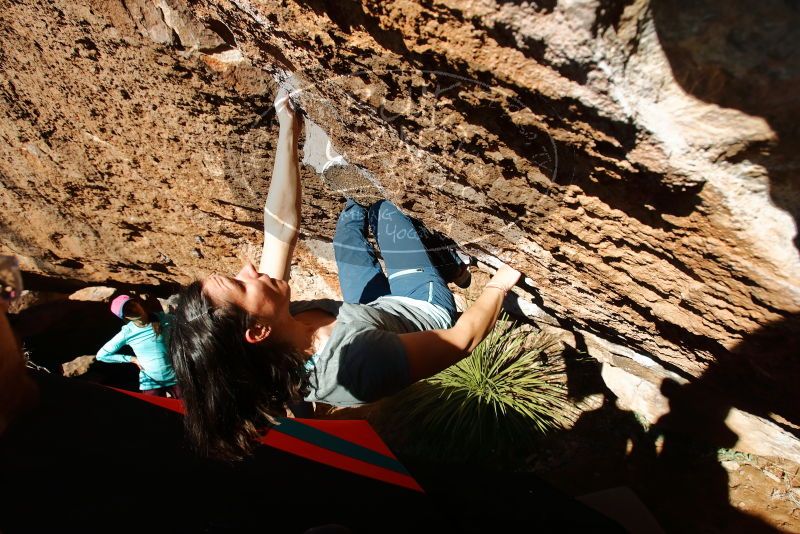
[{"xmin": 290, "ymin": 296, "xmax": 454, "ymax": 406}]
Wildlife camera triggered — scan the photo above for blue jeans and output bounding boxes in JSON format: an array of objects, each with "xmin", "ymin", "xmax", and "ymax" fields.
[{"xmin": 333, "ymin": 199, "xmax": 457, "ymax": 322}]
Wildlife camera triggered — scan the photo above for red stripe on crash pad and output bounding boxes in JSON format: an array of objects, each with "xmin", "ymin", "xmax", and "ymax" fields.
[
  {"xmin": 112, "ymin": 388, "xmax": 184, "ymax": 413},
  {"xmin": 113, "ymin": 389, "xmax": 395, "ymax": 457},
  {"xmin": 111, "ymin": 388, "xmax": 418, "ymax": 491},
  {"xmin": 260, "ymin": 430, "xmax": 422, "ymax": 492}
]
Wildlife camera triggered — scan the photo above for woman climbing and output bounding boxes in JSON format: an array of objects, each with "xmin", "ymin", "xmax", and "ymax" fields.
[
  {"xmin": 170, "ymin": 88, "xmax": 521, "ymax": 460},
  {"xmin": 96, "ymin": 294, "xmax": 180, "ymax": 398}
]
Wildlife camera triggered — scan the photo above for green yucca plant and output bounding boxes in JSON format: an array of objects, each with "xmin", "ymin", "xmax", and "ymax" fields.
[{"xmin": 372, "ymin": 315, "xmax": 576, "ymax": 463}]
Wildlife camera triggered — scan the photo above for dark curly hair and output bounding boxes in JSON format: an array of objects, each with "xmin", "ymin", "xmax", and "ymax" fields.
[{"xmin": 169, "ymin": 281, "xmax": 310, "ymax": 461}]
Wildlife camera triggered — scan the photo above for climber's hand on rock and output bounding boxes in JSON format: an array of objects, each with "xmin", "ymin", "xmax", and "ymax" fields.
[
  {"xmin": 488, "ymin": 263, "xmax": 521, "ymax": 292},
  {"xmin": 274, "ymin": 87, "xmax": 300, "ymax": 131}
]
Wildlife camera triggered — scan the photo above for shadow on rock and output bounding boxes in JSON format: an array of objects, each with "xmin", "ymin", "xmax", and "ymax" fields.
[
  {"xmin": 652, "ymin": 0, "xmax": 800, "ymax": 250},
  {"xmin": 645, "ymin": 313, "xmax": 800, "ymax": 532},
  {"xmin": 534, "ymin": 329, "xmax": 787, "ymax": 532}
]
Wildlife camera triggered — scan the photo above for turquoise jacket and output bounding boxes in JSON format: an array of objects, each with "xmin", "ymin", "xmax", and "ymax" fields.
[{"xmin": 96, "ymin": 312, "xmax": 177, "ymax": 390}]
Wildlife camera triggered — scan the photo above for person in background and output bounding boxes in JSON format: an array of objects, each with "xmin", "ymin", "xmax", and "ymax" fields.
[{"xmin": 97, "ymin": 294, "xmax": 180, "ymax": 398}]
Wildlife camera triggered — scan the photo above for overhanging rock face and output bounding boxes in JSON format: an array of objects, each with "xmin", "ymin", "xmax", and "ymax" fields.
[{"xmin": 1, "ymin": 1, "xmax": 798, "ymax": 447}]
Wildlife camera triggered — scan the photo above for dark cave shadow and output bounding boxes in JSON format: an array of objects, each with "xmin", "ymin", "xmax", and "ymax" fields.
[
  {"xmin": 9, "ymin": 292, "xmax": 170, "ymax": 392},
  {"xmin": 495, "ymin": 0, "xmax": 557, "ymax": 13},
  {"xmin": 11, "ymin": 300, "xmax": 121, "ymax": 371},
  {"xmin": 295, "ymin": 0, "xmax": 410, "ymax": 56},
  {"xmin": 651, "ymin": 0, "xmax": 800, "ymax": 252},
  {"xmin": 0, "ymin": 373, "xmax": 454, "ymax": 533}
]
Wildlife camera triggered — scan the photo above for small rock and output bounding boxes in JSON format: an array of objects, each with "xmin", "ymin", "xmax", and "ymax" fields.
[
  {"xmin": 721, "ymin": 460, "xmax": 740, "ymax": 471},
  {"xmin": 61, "ymin": 355, "xmax": 96, "ymax": 377},
  {"xmin": 194, "ymin": 235, "xmax": 204, "ymax": 244},
  {"xmin": 68, "ymin": 286, "xmax": 117, "ymax": 302},
  {"xmin": 191, "ymin": 248, "xmax": 204, "ymax": 259}
]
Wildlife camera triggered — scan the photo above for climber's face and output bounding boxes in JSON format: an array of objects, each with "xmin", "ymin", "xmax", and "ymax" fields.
[{"xmin": 203, "ymin": 260, "xmax": 291, "ymax": 329}]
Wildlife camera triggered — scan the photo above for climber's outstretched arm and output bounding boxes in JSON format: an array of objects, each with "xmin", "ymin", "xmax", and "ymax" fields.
[
  {"xmin": 259, "ymin": 88, "xmax": 302, "ymax": 281},
  {"xmin": 398, "ymin": 264, "xmax": 522, "ymax": 381}
]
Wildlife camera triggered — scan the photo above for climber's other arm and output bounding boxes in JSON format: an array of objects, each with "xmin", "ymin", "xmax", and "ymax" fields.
[
  {"xmin": 398, "ymin": 264, "xmax": 522, "ymax": 381},
  {"xmin": 259, "ymin": 88, "xmax": 302, "ymax": 281}
]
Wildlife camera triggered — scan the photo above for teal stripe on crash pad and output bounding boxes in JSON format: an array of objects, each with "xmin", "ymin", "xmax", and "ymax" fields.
[{"xmin": 274, "ymin": 418, "xmax": 410, "ymax": 476}]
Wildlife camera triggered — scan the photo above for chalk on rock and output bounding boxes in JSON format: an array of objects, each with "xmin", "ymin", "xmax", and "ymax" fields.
[{"xmin": 321, "ymin": 163, "xmax": 384, "ymax": 206}]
